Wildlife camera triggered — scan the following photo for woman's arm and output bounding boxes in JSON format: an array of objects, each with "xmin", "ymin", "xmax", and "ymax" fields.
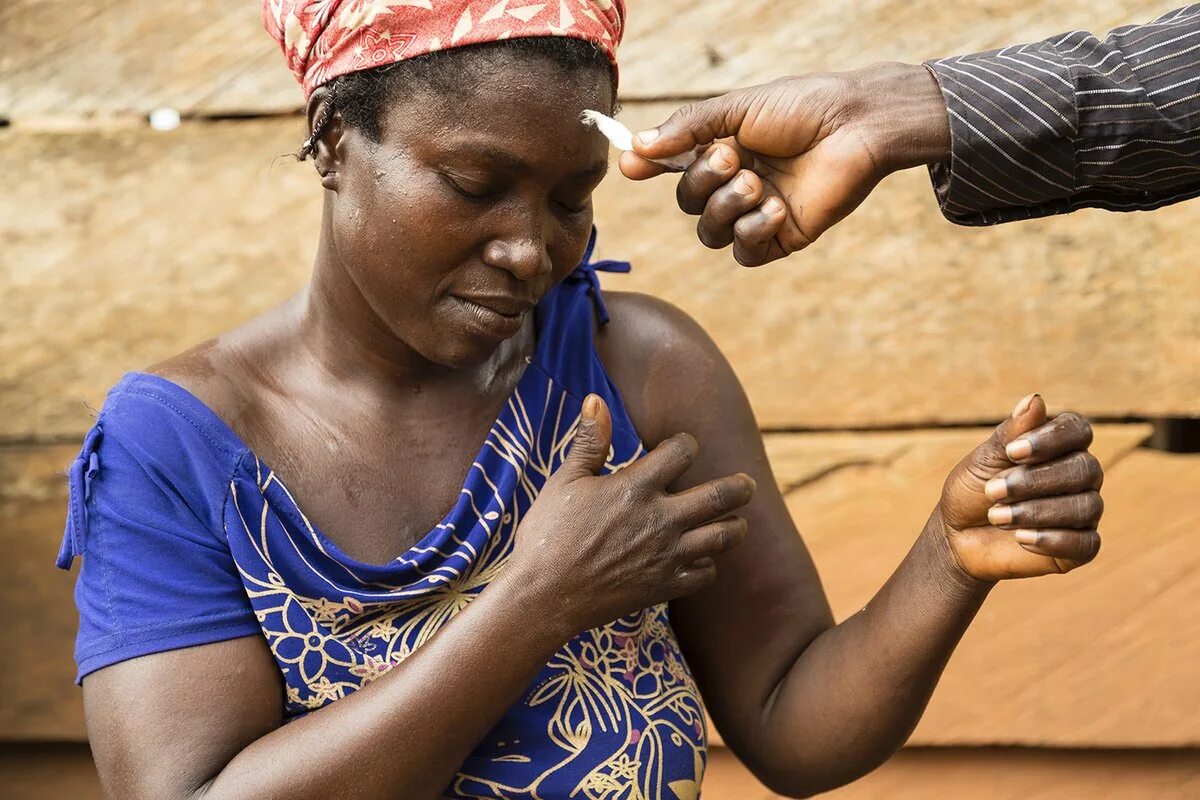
[
  {"xmin": 599, "ymin": 292, "xmax": 1102, "ymax": 797},
  {"xmin": 84, "ymin": 399, "xmax": 755, "ymax": 800},
  {"xmin": 86, "ymin": 570, "xmax": 570, "ymax": 800}
]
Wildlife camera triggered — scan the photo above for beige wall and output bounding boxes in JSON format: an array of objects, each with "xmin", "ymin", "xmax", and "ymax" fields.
[{"xmin": 2, "ymin": 1, "xmax": 1198, "ymax": 797}]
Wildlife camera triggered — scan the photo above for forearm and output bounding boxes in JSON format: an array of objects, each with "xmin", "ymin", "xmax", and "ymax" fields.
[
  {"xmin": 753, "ymin": 510, "xmax": 990, "ymax": 796},
  {"xmin": 196, "ymin": 569, "xmax": 571, "ymax": 800},
  {"xmin": 925, "ymin": 4, "xmax": 1200, "ymax": 225}
]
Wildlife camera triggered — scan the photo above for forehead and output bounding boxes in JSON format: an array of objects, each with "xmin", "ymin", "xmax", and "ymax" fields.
[{"xmin": 378, "ymin": 53, "xmax": 615, "ymax": 160}]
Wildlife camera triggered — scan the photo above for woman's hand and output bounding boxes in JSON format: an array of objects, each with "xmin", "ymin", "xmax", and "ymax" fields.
[
  {"xmin": 620, "ymin": 63, "xmax": 950, "ymax": 266},
  {"xmin": 937, "ymin": 394, "xmax": 1104, "ymax": 582},
  {"xmin": 510, "ymin": 394, "xmax": 756, "ymax": 632}
]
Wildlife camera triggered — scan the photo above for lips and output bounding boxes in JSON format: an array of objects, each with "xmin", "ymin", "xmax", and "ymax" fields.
[
  {"xmin": 451, "ymin": 294, "xmax": 536, "ymax": 317},
  {"xmin": 449, "ymin": 294, "xmax": 534, "ymax": 339}
]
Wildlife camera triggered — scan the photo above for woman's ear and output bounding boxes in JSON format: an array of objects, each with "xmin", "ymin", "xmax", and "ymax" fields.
[{"xmin": 304, "ymin": 87, "xmax": 344, "ymax": 191}]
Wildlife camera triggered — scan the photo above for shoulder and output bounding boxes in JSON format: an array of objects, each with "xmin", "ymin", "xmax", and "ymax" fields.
[
  {"xmin": 142, "ymin": 299, "xmax": 300, "ymax": 447},
  {"xmin": 596, "ymin": 291, "xmax": 746, "ymax": 448}
]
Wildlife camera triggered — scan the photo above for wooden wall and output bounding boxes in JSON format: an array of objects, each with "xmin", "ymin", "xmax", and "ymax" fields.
[{"xmin": 2, "ymin": 1, "xmax": 1198, "ymax": 797}]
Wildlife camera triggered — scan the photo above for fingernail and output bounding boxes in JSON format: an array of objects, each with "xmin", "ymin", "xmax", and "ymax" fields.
[
  {"xmin": 988, "ymin": 505, "xmax": 1013, "ymax": 525},
  {"xmin": 1006, "ymin": 439, "xmax": 1033, "ymax": 460},
  {"xmin": 1015, "ymin": 529, "xmax": 1038, "ymax": 546},
  {"xmin": 985, "ymin": 477, "xmax": 1008, "ymax": 501},
  {"xmin": 708, "ymin": 147, "xmax": 733, "ymax": 171},
  {"xmin": 763, "ymin": 197, "xmax": 784, "ymax": 214},
  {"xmin": 637, "ymin": 128, "xmax": 660, "ymax": 145},
  {"xmin": 734, "ymin": 173, "xmax": 754, "ymax": 195},
  {"xmin": 582, "ymin": 394, "xmax": 600, "ymax": 420},
  {"xmin": 1012, "ymin": 392, "xmax": 1037, "ymax": 418}
]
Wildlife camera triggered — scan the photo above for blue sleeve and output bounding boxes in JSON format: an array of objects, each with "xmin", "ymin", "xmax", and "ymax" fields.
[{"xmin": 57, "ymin": 380, "xmax": 262, "ymax": 682}]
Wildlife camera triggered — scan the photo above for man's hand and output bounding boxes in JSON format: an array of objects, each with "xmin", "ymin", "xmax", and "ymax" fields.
[{"xmin": 620, "ymin": 62, "xmax": 951, "ymax": 266}]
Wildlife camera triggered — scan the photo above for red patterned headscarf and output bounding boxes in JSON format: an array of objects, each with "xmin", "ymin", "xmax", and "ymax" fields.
[{"xmin": 264, "ymin": 0, "xmax": 627, "ymax": 99}]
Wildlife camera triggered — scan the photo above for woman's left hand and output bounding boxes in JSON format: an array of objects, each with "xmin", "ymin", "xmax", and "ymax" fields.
[{"xmin": 937, "ymin": 393, "xmax": 1104, "ymax": 582}]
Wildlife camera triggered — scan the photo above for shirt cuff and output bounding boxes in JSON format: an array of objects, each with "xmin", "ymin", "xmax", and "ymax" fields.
[{"xmin": 923, "ymin": 48, "xmax": 1077, "ymax": 226}]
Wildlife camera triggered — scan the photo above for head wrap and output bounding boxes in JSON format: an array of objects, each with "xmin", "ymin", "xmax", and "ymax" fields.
[{"xmin": 264, "ymin": 0, "xmax": 626, "ymax": 99}]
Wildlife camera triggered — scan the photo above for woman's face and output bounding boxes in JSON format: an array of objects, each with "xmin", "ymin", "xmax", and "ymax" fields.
[{"xmin": 325, "ymin": 53, "xmax": 614, "ymax": 367}]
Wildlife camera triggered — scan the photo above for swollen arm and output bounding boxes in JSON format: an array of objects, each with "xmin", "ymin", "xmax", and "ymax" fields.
[
  {"xmin": 85, "ymin": 569, "xmax": 572, "ymax": 800},
  {"xmin": 749, "ymin": 512, "xmax": 990, "ymax": 795},
  {"xmin": 599, "ymin": 293, "xmax": 992, "ymax": 797}
]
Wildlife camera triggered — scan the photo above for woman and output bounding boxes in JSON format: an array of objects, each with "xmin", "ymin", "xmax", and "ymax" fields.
[{"xmin": 58, "ymin": 2, "xmax": 1105, "ymax": 798}]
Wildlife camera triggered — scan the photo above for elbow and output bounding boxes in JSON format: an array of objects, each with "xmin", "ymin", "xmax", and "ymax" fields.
[
  {"xmin": 742, "ymin": 746, "xmax": 900, "ymax": 799},
  {"xmin": 752, "ymin": 769, "xmax": 832, "ymax": 799}
]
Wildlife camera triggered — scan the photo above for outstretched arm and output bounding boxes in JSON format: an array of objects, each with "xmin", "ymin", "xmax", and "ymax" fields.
[
  {"xmin": 600, "ymin": 293, "xmax": 1103, "ymax": 797},
  {"xmin": 622, "ymin": 5, "xmax": 1200, "ymax": 262},
  {"xmin": 926, "ymin": 4, "xmax": 1200, "ymax": 224}
]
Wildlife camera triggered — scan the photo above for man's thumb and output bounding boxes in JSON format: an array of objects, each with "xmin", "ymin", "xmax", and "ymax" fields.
[
  {"xmin": 560, "ymin": 394, "xmax": 613, "ymax": 480},
  {"xmin": 632, "ymin": 93, "xmax": 748, "ymax": 159}
]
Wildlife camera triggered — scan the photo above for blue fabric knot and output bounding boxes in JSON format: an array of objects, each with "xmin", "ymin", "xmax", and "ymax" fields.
[
  {"xmin": 85, "ymin": 451, "xmax": 100, "ymax": 501},
  {"xmin": 571, "ymin": 226, "xmax": 631, "ymax": 326}
]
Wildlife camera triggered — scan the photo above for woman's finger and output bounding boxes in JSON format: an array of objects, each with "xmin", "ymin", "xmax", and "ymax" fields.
[
  {"xmin": 985, "ymin": 451, "xmax": 1103, "ymax": 502},
  {"xmin": 1014, "ymin": 528, "xmax": 1102, "ymax": 568},
  {"xmin": 676, "ymin": 144, "xmax": 741, "ymax": 215},
  {"xmin": 697, "ymin": 170, "xmax": 764, "ymax": 249},
  {"xmin": 625, "ymin": 432, "xmax": 700, "ymax": 489},
  {"xmin": 667, "ymin": 557, "xmax": 718, "ymax": 599},
  {"xmin": 667, "ymin": 473, "xmax": 757, "ymax": 529},
  {"xmin": 988, "ymin": 491, "xmax": 1104, "ymax": 529},
  {"xmin": 1005, "ymin": 412, "xmax": 1094, "ymax": 465},
  {"xmin": 732, "ymin": 197, "xmax": 789, "ymax": 267},
  {"xmin": 676, "ymin": 517, "xmax": 749, "ymax": 563}
]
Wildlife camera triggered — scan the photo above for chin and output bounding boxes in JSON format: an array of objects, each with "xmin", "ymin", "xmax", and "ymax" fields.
[{"xmin": 422, "ymin": 329, "xmax": 509, "ymax": 369}]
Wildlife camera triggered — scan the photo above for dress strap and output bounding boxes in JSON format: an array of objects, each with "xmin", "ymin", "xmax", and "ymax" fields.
[{"xmin": 569, "ymin": 226, "xmax": 631, "ymax": 325}]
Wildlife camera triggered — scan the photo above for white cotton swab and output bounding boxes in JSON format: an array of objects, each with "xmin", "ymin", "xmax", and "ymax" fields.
[{"xmin": 581, "ymin": 110, "xmax": 699, "ymax": 172}]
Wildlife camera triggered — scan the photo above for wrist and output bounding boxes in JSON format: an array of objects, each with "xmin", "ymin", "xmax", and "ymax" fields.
[
  {"xmin": 491, "ymin": 558, "xmax": 581, "ymax": 648},
  {"xmin": 846, "ymin": 61, "xmax": 951, "ymax": 172},
  {"xmin": 922, "ymin": 507, "xmax": 995, "ymax": 601}
]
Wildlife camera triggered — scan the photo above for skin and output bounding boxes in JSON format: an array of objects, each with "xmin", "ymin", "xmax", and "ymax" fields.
[
  {"xmin": 82, "ymin": 50, "xmax": 1103, "ymax": 800},
  {"xmin": 621, "ymin": 62, "xmax": 952, "ymax": 265}
]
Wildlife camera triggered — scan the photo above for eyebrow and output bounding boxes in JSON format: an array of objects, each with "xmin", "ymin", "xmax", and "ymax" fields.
[{"xmin": 448, "ymin": 143, "xmax": 608, "ymax": 180}]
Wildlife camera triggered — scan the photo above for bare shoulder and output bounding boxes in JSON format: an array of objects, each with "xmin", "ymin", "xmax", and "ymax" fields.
[
  {"xmin": 144, "ymin": 299, "xmax": 299, "ymax": 428},
  {"xmin": 596, "ymin": 291, "xmax": 743, "ymax": 449}
]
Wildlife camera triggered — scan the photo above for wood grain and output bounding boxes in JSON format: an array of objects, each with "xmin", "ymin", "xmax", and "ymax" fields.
[
  {"xmin": 4, "ymin": 743, "xmax": 1199, "ymax": 800},
  {"xmin": 0, "ymin": 1, "xmax": 1184, "ymax": 117},
  {"xmin": 4, "ymin": 116, "xmax": 1200, "ymax": 437},
  {"xmin": 8, "ymin": 425, "xmax": 1196, "ymax": 749}
]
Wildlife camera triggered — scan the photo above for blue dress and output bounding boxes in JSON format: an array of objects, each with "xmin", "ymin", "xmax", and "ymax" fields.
[{"xmin": 58, "ymin": 237, "xmax": 709, "ymax": 800}]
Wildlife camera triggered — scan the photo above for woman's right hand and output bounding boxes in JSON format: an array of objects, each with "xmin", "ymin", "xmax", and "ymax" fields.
[{"xmin": 510, "ymin": 394, "xmax": 756, "ymax": 632}]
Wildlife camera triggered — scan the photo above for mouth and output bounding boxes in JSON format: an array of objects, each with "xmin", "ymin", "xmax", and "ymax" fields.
[
  {"xmin": 452, "ymin": 294, "xmax": 536, "ymax": 317},
  {"xmin": 449, "ymin": 294, "xmax": 533, "ymax": 339}
]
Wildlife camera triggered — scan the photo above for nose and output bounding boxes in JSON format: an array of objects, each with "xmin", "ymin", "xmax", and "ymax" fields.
[{"xmin": 482, "ymin": 215, "xmax": 553, "ymax": 281}]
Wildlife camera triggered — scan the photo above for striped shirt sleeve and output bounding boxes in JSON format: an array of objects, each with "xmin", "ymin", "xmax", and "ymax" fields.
[{"xmin": 924, "ymin": 4, "xmax": 1200, "ymax": 226}]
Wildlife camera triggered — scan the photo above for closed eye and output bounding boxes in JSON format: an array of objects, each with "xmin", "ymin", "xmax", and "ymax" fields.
[{"xmin": 440, "ymin": 171, "xmax": 503, "ymax": 201}]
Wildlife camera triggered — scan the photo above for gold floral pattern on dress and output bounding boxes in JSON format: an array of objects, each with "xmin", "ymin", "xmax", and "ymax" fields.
[{"xmin": 226, "ymin": 377, "xmax": 705, "ymax": 799}]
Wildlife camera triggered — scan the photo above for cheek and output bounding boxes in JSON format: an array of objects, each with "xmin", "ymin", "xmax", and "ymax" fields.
[{"xmin": 549, "ymin": 210, "xmax": 596, "ymax": 281}]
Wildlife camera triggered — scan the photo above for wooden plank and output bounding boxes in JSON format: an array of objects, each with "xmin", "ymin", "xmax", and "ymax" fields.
[
  {"xmin": 5, "ymin": 115, "xmax": 1200, "ymax": 437},
  {"xmin": 4, "ymin": 742, "xmax": 1199, "ymax": 800},
  {"xmin": 0, "ymin": 743, "xmax": 104, "ymax": 800},
  {"xmin": 9, "ymin": 425, "xmax": 1198, "ymax": 749},
  {"xmin": 778, "ymin": 425, "xmax": 1200, "ymax": 748},
  {"xmin": 0, "ymin": 1, "xmax": 1183, "ymax": 118},
  {"xmin": 704, "ymin": 746, "xmax": 1200, "ymax": 800},
  {"xmin": 0, "ymin": 445, "xmax": 85, "ymax": 741}
]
